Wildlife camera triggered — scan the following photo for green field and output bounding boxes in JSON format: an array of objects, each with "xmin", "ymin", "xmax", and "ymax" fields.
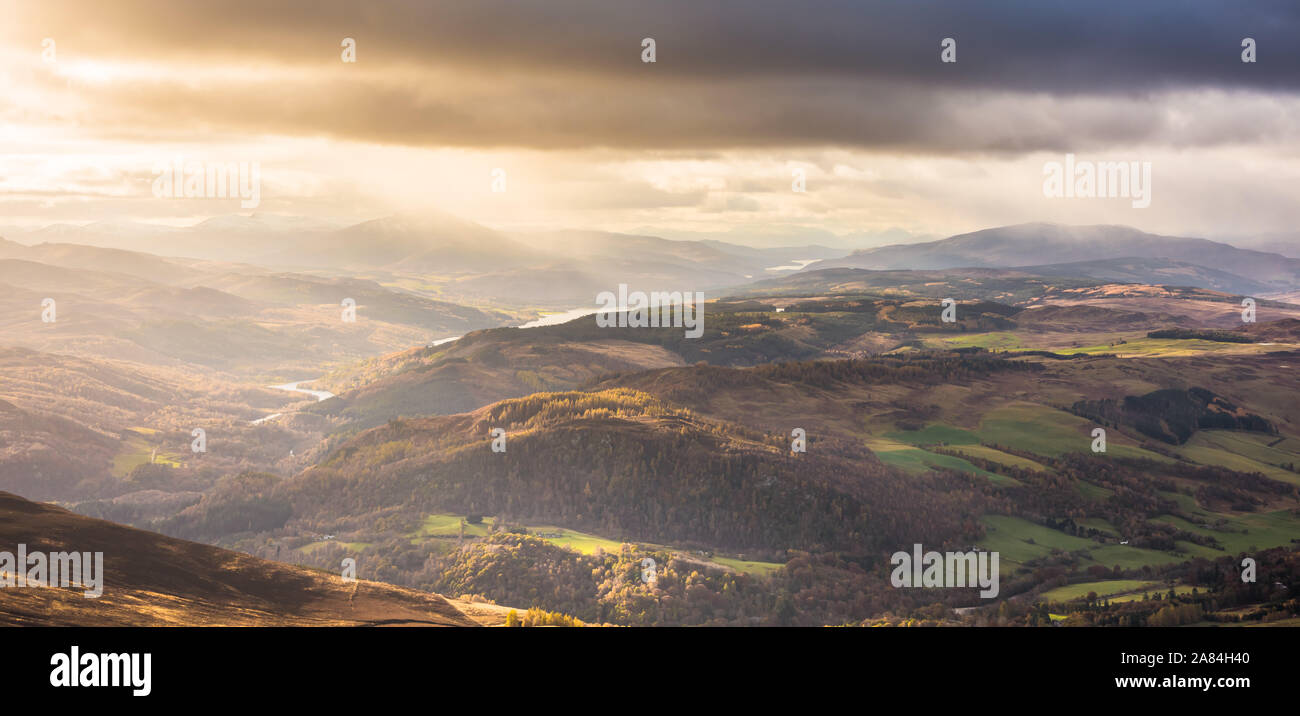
[
  {"xmin": 1109, "ymin": 585, "xmax": 1198, "ymax": 603},
  {"xmin": 885, "ymin": 423, "xmax": 980, "ymax": 446},
  {"xmin": 879, "ymin": 408, "xmax": 1300, "ymax": 495},
  {"xmin": 873, "ymin": 403, "xmax": 1172, "ymax": 480},
  {"xmin": 1191, "ymin": 431, "xmax": 1300, "ymax": 465},
  {"xmin": 1149, "ymin": 508, "xmax": 1300, "ymax": 555},
  {"xmin": 923, "ymin": 332, "xmax": 1291, "ymax": 357},
  {"xmin": 410, "ymin": 514, "xmax": 496, "ymax": 541},
  {"xmin": 410, "ymin": 514, "xmax": 785, "ymax": 577},
  {"xmin": 1177, "ymin": 431, "xmax": 1300, "ymax": 487},
  {"xmin": 1077, "ymin": 517, "xmax": 1119, "ymax": 536},
  {"xmin": 867, "ymin": 437, "xmax": 1019, "ymax": 486},
  {"xmin": 977, "ymin": 403, "xmax": 1098, "ymax": 457},
  {"xmin": 1088, "ymin": 544, "xmax": 1211, "ymax": 569},
  {"xmin": 1039, "ymin": 579, "xmax": 1160, "ymax": 603},
  {"xmin": 526, "ymin": 526, "xmax": 627, "ymax": 555},
  {"xmin": 980, "ymin": 515, "xmax": 1216, "ymax": 572},
  {"xmin": 300, "ymin": 540, "xmax": 372, "ymax": 554},
  {"xmin": 926, "ymin": 332, "xmax": 1024, "ymax": 351},
  {"xmin": 975, "ymin": 402, "xmax": 1170, "ymax": 462},
  {"xmin": 111, "ymin": 430, "xmax": 183, "ymax": 478},
  {"xmin": 414, "ymin": 516, "xmax": 630, "ymax": 557},
  {"xmin": 1064, "ymin": 337, "xmax": 1275, "ymax": 357},
  {"xmin": 1159, "ymin": 490, "xmax": 1211, "ymax": 517},
  {"xmin": 993, "ymin": 507, "xmax": 1282, "ymax": 569},
  {"xmin": 1074, "ymin": 480, "xmax": 1114, "ymax": 501},
  {"xmin": 520, "ymin": 525, "xmax": 787, "ymax": 577},
  {"xmin": 528, "ymin": 527, "xmax": 785, "ymax": 576},
  {"xmin": 980, "ymin": 514, "xmax": 1097, "ymax": 568},
  {"xmin": 1040, "ymin": 580, "xmax": 1197, "ymax": 605},
  {"xmin": 709, "ymin": 556, "xmax": 785, "ymax": 576},
  {"xmin": 945, "ymin": 444, "xmax": 1054, "ymax": 474}
]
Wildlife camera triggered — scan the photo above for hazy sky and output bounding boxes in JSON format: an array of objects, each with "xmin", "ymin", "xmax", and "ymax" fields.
[{"xmin": 2, "ymin": 0, "xmax": 1299, "ymax": 245}]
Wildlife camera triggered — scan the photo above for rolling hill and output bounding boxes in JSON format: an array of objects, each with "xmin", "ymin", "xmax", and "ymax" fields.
[
  {"xmin": 5, "ymin": 213, "xmax": 852, "ymax": 310},
  {"xmin": 309, "ymin": 335, "xmax": 686, "ymax": 429},
  {"xmin": 0, "ymin": 254, "xmax": 515, "ymax": 376},
  {"xmin": 805, "ymin": 223, "xmax": 1300, "ymax": 295},
  {"xmin": 0, "ymin": 491, "xmax": 476, "ymax": 626},
  {"xmin": 1, "ymin": 215, "xmax": 1296, "ymax": 628},
  {"xmin": 271, "ymin": 387, "xmax": 978, "ymax": 554}
]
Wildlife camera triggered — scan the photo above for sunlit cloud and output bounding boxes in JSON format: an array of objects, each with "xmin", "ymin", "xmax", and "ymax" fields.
[{"xmin": 1, "ymin": 0, "xmax": 1298, "ymax": 242}]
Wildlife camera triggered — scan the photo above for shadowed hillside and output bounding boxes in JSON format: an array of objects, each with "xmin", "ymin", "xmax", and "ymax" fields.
[
  {"xmin": 0, "ymin": 491, "xmax": 476, "ymax": 626},
  {"xmin": 259, "ymin": 389, "xmax": 982, "ymax": 554}
]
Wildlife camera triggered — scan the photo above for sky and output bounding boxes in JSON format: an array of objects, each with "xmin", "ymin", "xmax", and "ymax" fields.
[{"xmin": 2, "ymin": 0, "xmax": 1299, "ymax": 246}]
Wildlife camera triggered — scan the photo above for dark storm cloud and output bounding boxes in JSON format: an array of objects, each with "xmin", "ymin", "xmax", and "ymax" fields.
[
  {"xmin": 30, "ymin": 0, "xmax": 1300, "ymax": 88},
  {"xmin": 14, "ymin": 0, "xmax": 1300, "ymax": 150}
]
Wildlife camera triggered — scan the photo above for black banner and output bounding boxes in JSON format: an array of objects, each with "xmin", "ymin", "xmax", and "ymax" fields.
[{"xmin": 0, "ymin": 626, "xmax": 1287, "ymax": 704}]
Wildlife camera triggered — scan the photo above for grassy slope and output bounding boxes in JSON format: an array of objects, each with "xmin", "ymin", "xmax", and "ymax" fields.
[
  {"xmin": 408, "ymin": 514, "xmax": 784, "ymax": 576},
  {"xmin": 1039, "ymin": 579, "xmax": 1160, "ymax": 602},
  {"xmin": 981, "ymin": 515, "xmax": 1194, "ymax": 572},
  {"xmin": 975, "ymin": 402, "xmax": 1169, "ymax": 462},
  {"xmin": 1177, "ymin": 431, "xmax": 1300, "ymax": 487},
  {"xmin": 111, "ymin": 429, "xmax": 184, "ymax": 477},
  {"xmin": 866, "ymin": 436, "xmax": 1019, "ymax": 486},
  {"xmin": 0, "ymin": 492, "xmax": 476, "ymax": 626}
]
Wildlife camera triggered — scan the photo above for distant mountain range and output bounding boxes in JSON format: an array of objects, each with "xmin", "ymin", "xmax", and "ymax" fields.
[
  {"xmin": 0, "ymin": 240, "xmax": 514, "ymax": 376},
  {"xmin": 0, "ymin": 213, "xmax": 848, "ymax": 305},
  {"xmin": 803, "ymin": 223, "xmax": 1300, "ymax": 297},
  {"xmin": 4, "ymin": 217, "xmax": 1297, "ymax": 300}
]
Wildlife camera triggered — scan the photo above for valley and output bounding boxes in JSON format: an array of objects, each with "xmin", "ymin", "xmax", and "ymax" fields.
[{"xmin": 2, "ymin": 218, "xmax": 1299, "ymax": 627}]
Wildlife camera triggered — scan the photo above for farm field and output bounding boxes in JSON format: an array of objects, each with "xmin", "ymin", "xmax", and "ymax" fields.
[
  {"xmin": 111, "ymin": 428, "xmax": 184, "ymax": 478},
  {"xmin": 1177, "ymin": 431, "xmax": 1300, "ymax": 487},
  {"xmin": 1039, "ymin": 579, "xmax": 1162, "ymax": 602},
  {"xmin": 1109, "ymin": 585, "xmax": 1198, "ymax": 604},
  {"xmin": 1040, "ymin": 580, "xmax": 1199, "ymax": 605},
  {"xmin": 1149, "ymin": 509, "xmax": 1300, "ymax": 555},
  {"xmin": 865, "ymin": 436, "xmax": 1018, "ymax": 486},
  {"xmin": 922, "ymin": 331, "xmax": 1300, "ymax": 358},
  {"xmin": 1073, "ymin": 481, "xmax": 1114, "ymax": 501},
  {"xmin": 528, "ymin": 527, "xmax": 785, "ymax": 576},
  {"xmin": 410, "ymin": 513, "xmax": 497, "ymax": 541},
  {"xmin": 974, "ymin": 402, "xmax": 1171, "ymax": 462},
  {"xmin": 410, "ymin": 514, "xmax": 785, "ymax": 576},
  {"xmin": 1055, "ymin": 337, "xmax": 1286, "ymax": 357},
  {"xmin": 873, "ymin": 401, "xmax": 1170, "ymax": 483},
  {"xmin": 926, "ymin": 332, "xmax": 1024, "ymax": 351},
  {"xmin": 709, "ymin": 556, "xmax": 784, "ymax": 576},
  {"xmin": 884, "ymin": 424, "xmax": 979, "ymax": 446},
  {"xmin": 944, "ymin": 444, "xmax": 1054, "ymax": 474},
  {"xmin": 524, "ymin": 525, "xmax": 626, "ymax": 555},
  {"xmin": 1077, "ymin": 518, "xmax": 1120, "ymax": 536},
  {"xmin": 981, "ymin": 515, "xmax": 1212, "ymax": 572},
  {"xmin": 980, "ymin": 514, "xmax": 1097, "ymax": 567},
  {"xmin": 299, "ymin": 540, "xmax": 372, "ymax": 554}
]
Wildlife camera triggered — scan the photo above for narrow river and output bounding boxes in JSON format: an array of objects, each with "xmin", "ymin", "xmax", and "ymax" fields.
[{"xmin": 249, "ymin": 381, "xmax": 336, "ymax": 425}]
